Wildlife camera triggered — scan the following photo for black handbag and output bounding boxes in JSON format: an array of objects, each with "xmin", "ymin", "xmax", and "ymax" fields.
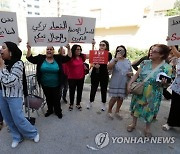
[{"xmin": 84, "ymin": 62, "xmax": 89, "ymax": 75}]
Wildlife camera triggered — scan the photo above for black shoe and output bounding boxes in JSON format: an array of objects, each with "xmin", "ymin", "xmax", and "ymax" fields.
[
  {"xmin": 45, "ymin": 112, "xmax": 53, "ymax": 117},
  {"xmin": 57, "ymin": 113, "xmax": 63, "ymax": 119},
  {"xmin": 63, "ymin": 98, "xmax": 68, "ymax": 103}
]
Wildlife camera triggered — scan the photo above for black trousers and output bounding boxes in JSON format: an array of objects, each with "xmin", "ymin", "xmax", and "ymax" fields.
[
  {"xmin": 60, "ymin": 76, "xmax": 68, "ymax": 100},
  {"xmin": 90, "ymin": 74, "xmax": 109, "ymax": 103},
  {"xmin": 167, "ymin": 91, "xmax": 180, "ymax": 127},
  {"xmin": 42, "ymin": 86, "xmax": 62, "ymax": 115},
  {"xmin": 68, "ymin": 78, "xmax": 84, "ymax": 105},
  {"xmin": 0, "ymin": 110, "xmax": 3, "ymax": 122}
]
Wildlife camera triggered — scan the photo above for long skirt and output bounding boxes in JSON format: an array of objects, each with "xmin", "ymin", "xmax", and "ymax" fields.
[{"xmin": 167, "ymin": 91, "xmax": 180, "ymax": 127}]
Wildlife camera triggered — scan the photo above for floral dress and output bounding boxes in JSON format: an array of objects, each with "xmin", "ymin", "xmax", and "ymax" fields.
[{"xmin": 130, "ymin": 60, "xmax": 172, "ymax": 123}]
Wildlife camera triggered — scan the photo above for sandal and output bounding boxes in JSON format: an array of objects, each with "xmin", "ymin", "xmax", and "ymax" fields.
[
  {"xmin": 107, "ymin": 113, "xmax": 114, "ymax": 120},
  {"xmin": 144, "ymin": 130, "xmax": 152, "ymax": 137},
  {"xmin": 76, "ymin": 105, "xmax": 82, "ymax": 111},
  {"xmin": 127, "ymin": 124, "xmax": 136, "ymax": 132},
  {"xmin": 115, "ymin": 113, "xmax": 123, "ymax": 120},
  {"xmin": 69, "ymin": 105, "xmax": 73, "ymax": 111},
  {"xmin": 162, "ymin": 124, "xmax": 171, "ymax": 131}
]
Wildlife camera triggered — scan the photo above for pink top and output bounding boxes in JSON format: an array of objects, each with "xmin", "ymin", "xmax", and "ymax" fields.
[{"xmin": 66, "ymin": 54, "xmax": 86, "ymax": 79}]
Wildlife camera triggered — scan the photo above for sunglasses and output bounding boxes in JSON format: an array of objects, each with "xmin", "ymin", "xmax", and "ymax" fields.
[
  {"xmin": 47, "ymin": 48, "xmax": 54, "ymax": 51},
  {"xmin": 99, "ymin": 44, "xmax": 106, "ymax": 47}
]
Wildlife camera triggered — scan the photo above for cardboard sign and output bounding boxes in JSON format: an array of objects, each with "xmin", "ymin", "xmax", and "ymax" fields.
[
  {"xmin": 62, "ymin": 15, "xmax": 96, "ymax": 43},
  {"xmin": 167, "ymin": 15, "xmax": 180, "ymax": 46},
  {"xmin": 89, "ymin": 50, "xmax": 108, "ymax": 64},
  {"xmin": 27, "ymin": 17, "xmax": 69, "ymax": 46},
  {"xmin": 0, "ymin": 11, "xmax": 19, "ymax": 44}
]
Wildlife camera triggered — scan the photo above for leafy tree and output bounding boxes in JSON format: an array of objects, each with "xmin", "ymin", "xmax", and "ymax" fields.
[{"xmin": 165, "ymin": 0, "xmax": 180, "ymax": 16}]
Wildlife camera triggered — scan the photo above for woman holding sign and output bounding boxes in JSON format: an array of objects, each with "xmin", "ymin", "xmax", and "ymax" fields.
[
  {"xmin": 26, "ymin": 43, "xmax": 72, "ymax": 119},
  {"xmin": 87, "ymin": 40, "xmax": 112, "ymax": 111}
]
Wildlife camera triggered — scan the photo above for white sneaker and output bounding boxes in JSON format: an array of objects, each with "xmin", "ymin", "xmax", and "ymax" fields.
[
  {"xmin": 101, "ymin": 103, "xmax": 106, "ymax": 111},
  {"xmin": 87, "ymin": 102, "xmax": 93, "ymax": 109},
  {"xmin": 11, "ymin": 141, "xmax": 19, "ymax": 148},
  {"xmin": 34, "ymin": 133, "xmax": 40, "ymax": 143},
  {"xmin": 162, "ymin": 124, "xmax": 171, "ymax": 131}
]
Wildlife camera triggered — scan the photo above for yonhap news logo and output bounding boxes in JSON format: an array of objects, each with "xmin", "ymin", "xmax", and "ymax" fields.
[{"xmin": 86, "ymin": 132, "xmax": 175, "ymax": 150}]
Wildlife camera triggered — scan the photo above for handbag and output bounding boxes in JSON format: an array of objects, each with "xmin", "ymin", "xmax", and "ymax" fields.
[
  {"xmin": 84, "ymin": 62, "xmax": 89, "ymax": 75},
  {"xmin": 24, "ymin": 95, "xmax": 44, "ymax": 110},
  {"xmin": 130, "ymin": 60, "xmax": 165, "ymax": 95}
]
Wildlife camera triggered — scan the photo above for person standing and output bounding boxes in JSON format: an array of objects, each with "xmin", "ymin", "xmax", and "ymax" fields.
[
  {"xmin": 26, "ymin": 43, "xmax": 71, "ymax": 118},
  {"xmin": 0, "ymin": 42, "xmax": 39, "ymax": 148},
  {"xmin": 162, "ymin": 46, "xmax": 180, "ymax": 130},
  {"xmin": 87, "ymin": 40, "xmax": 112, "ymax": 111},
  {"xmin": 127, "ymin": 44, "xmax": 172, "ymax": 137},
  {"xmin": 58, "ymin": 47, "xmax": 69, "ymax": 103},
  {"xmin": 66, "ymin": 44, "xmax": 88, "ymax": 111},
  {"xmin": 107, "ymin": 45, "xmax": 133, "ymax": 119}
]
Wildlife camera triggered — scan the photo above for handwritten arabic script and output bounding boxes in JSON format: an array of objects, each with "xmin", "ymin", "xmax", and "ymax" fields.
[{"xmin": 0, "ymin": 11, "xmax": 19, "ymax": 44}]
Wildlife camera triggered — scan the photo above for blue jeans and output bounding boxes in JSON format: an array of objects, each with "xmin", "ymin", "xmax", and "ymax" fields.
[
  {"xmin": 0, "ymin": 90, "xmax": 38, "ymax": 142},
  {"xmin": 0, "ymin": 110, "xmax": 3, "ymax": 122}
]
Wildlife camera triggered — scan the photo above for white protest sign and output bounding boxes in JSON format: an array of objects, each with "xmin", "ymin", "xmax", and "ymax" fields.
[
  {"xmin": 27, "ymin": 17, "xmax": 69, "ymax": 46},
  {"xmin": 0, "ymin": 11, "xmax": 19, "ymax": 44},
  {"xmin": 62, "ymin": 15, "xmax": 96, "ymax": 43},
  {"xmin": 167, "ymin": 15, "xmax": 180, "ymax": 46}
]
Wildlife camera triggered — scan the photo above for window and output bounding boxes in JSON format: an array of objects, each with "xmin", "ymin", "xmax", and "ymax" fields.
[
  {"xmin": 27, "ymin": 4, "xmax": 32, "ymax": 7},
  {"xmin": 28, "ymin": 11, "xmax": 32, "ymax": 14},
  {"xmin": 35, "ymin": 12, "xmax": 40, "ymax": 15},
  {"xmin": 34, "ymin": 5, "xmax": 39, "ymax": 8}
]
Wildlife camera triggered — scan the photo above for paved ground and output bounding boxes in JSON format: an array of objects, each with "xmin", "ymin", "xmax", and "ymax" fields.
[{"xmin": 0, "ymin": 84, "xmax": 180, "ymax": 154}]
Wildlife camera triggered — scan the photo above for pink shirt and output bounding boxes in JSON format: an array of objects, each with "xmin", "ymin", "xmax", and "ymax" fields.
[{"xmin": 66, "ymin": 55, "xmax": 86, "ymax": 79}]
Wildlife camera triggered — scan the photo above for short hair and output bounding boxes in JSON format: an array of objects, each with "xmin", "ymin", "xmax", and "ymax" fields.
[
  {"xmin": 114, "ymin": 45, "xmax": 127, "ymax": 58},
  {"xmin": 155, "ymin": 44, "xmax": 171, "ymax": 60}
]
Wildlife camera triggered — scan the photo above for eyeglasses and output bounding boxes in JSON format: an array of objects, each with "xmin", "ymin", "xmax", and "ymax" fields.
[
  {"xmin": 116, "ymin": 49, "xmax": 125, "ymax": 52},
  {"xmin": 47, "ymin": 48, "xmax": 54, "ymax": 51},
  {"xmin": 99, "ymin": 44, "xmax": 106, "ymax": 47}
]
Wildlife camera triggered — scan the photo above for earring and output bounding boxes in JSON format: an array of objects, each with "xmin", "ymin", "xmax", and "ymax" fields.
[{"xmin": 10, "ymin": 52, "xmax": 12, "ymax": 57}]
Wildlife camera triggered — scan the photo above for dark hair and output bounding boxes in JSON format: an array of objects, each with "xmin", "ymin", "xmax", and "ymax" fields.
[
  {"xmin": 156, "ymin": 44, "xmax": 171, "ymax": 60},
  {"xmin": 71, "ymin": 44, "xmax": 84, "ymax": 60},
  {"xmin": 4, "ymin": 41, "xmax": 22, "ymax": 71},
  {"xmin": 114, "ymin": 45, "xmax": 127, "ymax": 58},
  {"xmin": 100, "ymin": 40, "xmax": 109, "ymax": 51}
]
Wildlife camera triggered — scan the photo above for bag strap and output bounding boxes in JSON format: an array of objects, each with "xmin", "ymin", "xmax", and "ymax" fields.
[{"xmin": 143, "ymin": 60, "xmax": 165, "ymax": 83}]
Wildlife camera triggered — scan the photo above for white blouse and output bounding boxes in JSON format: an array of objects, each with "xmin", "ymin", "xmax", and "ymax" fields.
[{"xmin": 171, "ymin": 58, "xmax": 180, "ymax": 95}]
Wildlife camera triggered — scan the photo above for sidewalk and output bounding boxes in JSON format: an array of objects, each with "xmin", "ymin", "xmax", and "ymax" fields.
[{"xmin": 0, "ymin": 84, "xmax": 180, "ymax": 154}]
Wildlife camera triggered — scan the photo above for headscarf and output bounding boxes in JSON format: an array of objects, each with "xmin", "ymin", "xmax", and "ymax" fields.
[{"xmin": 3, "ymin": 41, "xmax": 22, "ymax": 71}]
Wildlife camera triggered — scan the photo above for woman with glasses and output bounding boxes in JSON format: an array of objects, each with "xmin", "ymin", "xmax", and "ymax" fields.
[
  {"xmin": 66, "ymin": 44, "xmax": 89, "ymax": 111},
  {"xmin": 26, "ymin": 43, "xmax": 72, "ymax": 119},
  {"xmin": 107, "ymin": 45, "xmax": 133, "ymax": 119},
  {"xmin": 87, "ymin": 40, "xmax": 112, "ymax": 111},
  {"xmin": 126, "ymin": 44, "xmax": 172, "ymax": 137}
]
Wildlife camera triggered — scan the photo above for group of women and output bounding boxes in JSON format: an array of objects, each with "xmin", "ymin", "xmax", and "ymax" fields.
[{"xmin": 0, "ymin": 39, "xmax": 179, "ymax": 148}]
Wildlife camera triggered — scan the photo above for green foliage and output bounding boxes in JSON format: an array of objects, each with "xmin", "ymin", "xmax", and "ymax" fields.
[
  {"xmin": 111, "ymin": 47, "xmax": 148, "ymax": 62},
  {"xmin": 165, "ymin": 0, "xmax": 180, "ymax": 16}
]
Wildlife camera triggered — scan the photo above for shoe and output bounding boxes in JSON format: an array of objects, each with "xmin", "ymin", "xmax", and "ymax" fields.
[
  {"xmin": 127, "ymin": 124, "xmax": 136, "ymax": 132},
  {"xmin": 34, "ymin": 133, "xmax": 40, "ymax": 143},
  {"xmin": 101, "ymin": 103, "xmax": 106, "ymax": 111},
  {"xmin": 115, "ymin": 113, "xmax": 123, "ymax": 120},
  {"xmin": 87, "ymin": 102, "xmax": 93, "ymax": 109},
  {"xmin": 57, "ymin": 113, "xmax": 63, "ymax": 119},
  {"xmin": 144, "ymin": 130, "xmax": 152, "ymax": 137},
  {"xmin": 45, "ymin": 112, "xmax": 53, "ymax": 117},
  {"xmin": 107, "ymin": 113, "xmax": 114, "ymax": 120},
  {"xmin": 162, "ymin": 124, "xmax": 171, "ymax": 131},
  {"xmin": 11, "ymin": 139, "xmax": 23, "ymax": 148},
  {"xmin": 63, "ymin": 98, "xmax": 68, "ymax": 103},
  {"xmin": 69, "ymin": 105, "xmax": 73, "ymax": 111},
  {"xmin": 76, "ymin": 105, "xmax": 82, "ymax": 111}
]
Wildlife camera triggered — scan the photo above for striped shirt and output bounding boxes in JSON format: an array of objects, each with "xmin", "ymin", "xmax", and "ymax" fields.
[{"xmin": 0, "ymin": 61, "xmax": 23, "ymax": 97}]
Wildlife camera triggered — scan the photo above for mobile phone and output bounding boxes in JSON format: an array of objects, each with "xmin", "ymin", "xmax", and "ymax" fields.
[{"xmin": 159, "ymin": 75, "xmax": 171, "ymax": 83}]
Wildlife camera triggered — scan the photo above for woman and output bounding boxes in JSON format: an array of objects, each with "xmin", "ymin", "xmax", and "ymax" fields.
[
  {"xmin": 162, "ymin": 46, "xmax": 180, "ymax": 130},
  {"xmin": 58, "ymin": 47, "xmax": 68, "ymax": 103},
  {"xmin": 66, "ymin": 44, "xmax": 88, "ymax": 111},
  {"xmin": 127, "ymin": 44, "xmax": 172, "ymax": 137},
  {"xmin": 87, "ymin": 40, "xmax": 112, "ymax": 111},
  {"xmin": 26, "ymin": 43, "xmax": 71, "ymax": 118},
  {"xmin": 0, "ymin": 42, "xmax": 39, "ymax": 148},
  {"xmin": 107, "ymin": 45, "xmax": 133, "ymax": 119}
]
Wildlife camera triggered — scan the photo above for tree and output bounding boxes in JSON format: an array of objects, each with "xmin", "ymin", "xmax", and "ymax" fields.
[{"xmin": 165, "ymin": 0, "xmax": 180, "ymax": 16}]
